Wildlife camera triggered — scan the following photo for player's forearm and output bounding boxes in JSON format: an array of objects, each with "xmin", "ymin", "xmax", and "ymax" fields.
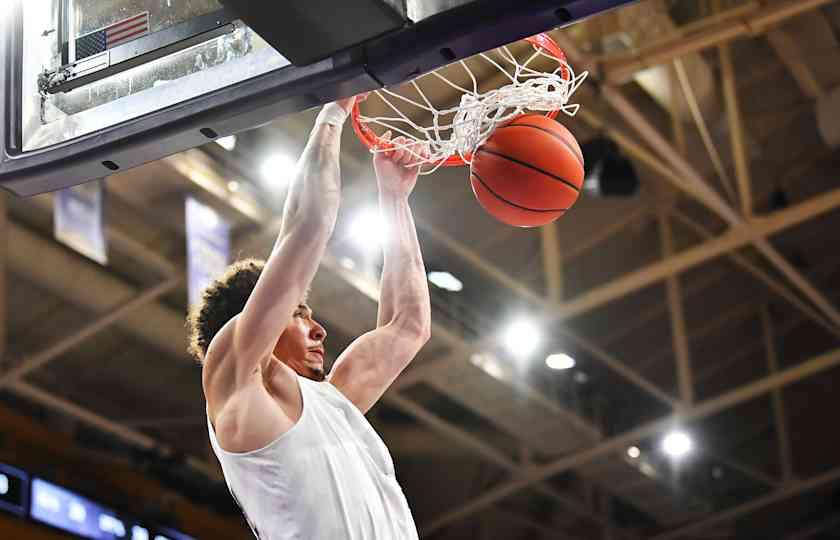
[
  {"xmin": 273, "ymin": 110, "xmax": 344, "ymax": 252},
  {"xmin": 376, "ymin": 191, "xmax": 431, "ymax": 339}
]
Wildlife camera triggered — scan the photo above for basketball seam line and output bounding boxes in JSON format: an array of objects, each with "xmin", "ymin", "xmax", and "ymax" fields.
[
  {"xmin": 495, "ymin": 122, "xmax": 585, "ymax": 167},
  {"xmin": 476, "ymin": 147, "xmax": 581, "ymax": 193},
  {"xmin": 471, "ymin": 170, "xmax": 568, "ymax": 213}
]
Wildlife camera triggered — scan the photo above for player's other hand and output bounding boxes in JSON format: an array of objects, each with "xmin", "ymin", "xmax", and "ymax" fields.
[
  {"xmin": 373, "ymin": 131, "xmax": 428, "ymax": 198},
  {"xmin": 335, "ymin": 92, "xmax": 370, "ymax": 115}
]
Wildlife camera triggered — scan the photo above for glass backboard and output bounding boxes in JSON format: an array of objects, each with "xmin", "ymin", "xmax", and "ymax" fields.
[{"xmin": 0, "ymin": 0, "xmax": 634, "ymax": 196}]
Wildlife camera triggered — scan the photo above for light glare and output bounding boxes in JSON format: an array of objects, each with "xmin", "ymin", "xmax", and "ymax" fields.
[
  {"xmin": 546, "ymin": 353, "xmax": 575, "ymax": 370},
  {"xmin": 502, "ymin": 318, "xmax": 541, "ymax": 357},
  {"xmin": 470, "ymin": 353, "xmax": 505, "ymax": 380},
  {"xmin": 350, "ymin": 207, "xmax": 387, "ymax": 251},
  {"xmin": 627, "ymin": 446, "xmax": 641, "ymax": 459},
  {"xmin": 261, "ymin": 154, "xmax": 298, "ymax": 186},
  {"xmin": 428, "ymin": 271, "xmax": 463, "ymax": 292},
  {"xmin": 662, "ymin": 431, "xmax": 693, "ymax": 458},
  {"xmin": 216, "ymin": 135, "xmax": 237, "ymax": 151}
]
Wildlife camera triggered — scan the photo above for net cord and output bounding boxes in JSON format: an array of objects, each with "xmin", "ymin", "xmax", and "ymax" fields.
[{"xmin": 358, "ymin": 46, "xmax": 588, "ymax": 175}]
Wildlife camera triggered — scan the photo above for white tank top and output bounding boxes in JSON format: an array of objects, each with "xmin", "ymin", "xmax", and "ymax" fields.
[{"xmin": 207, "ymin": 376, "xmax": 418, "ymax": 540}]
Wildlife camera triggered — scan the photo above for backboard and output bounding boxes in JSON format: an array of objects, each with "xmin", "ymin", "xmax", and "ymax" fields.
[{"xmin": 0, "ymin": 0, "xmax": 634, "ymax": 196}]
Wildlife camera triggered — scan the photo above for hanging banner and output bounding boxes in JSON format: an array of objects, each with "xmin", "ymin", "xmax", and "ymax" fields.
[
  {"xmin": 186, "ymin": 197, "xmax": 230, "ymax": 308},
  {"xmin": 54, "ymin": 179, "xmax": 107, "ymax": 265}
]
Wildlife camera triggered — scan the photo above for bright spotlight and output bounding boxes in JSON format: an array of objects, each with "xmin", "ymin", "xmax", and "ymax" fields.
[
  {"xmin": 428, "ymin": 271, "xmax": 463, "ymax": 292},
  {"xmin": 502, "ymin": 318, "xmax": 541, "ymax": 357},
  {"xmin": 662, "ymin": 431, "xmax": 693, "ymax": 459},
  {"xmin": 216, "ymin": 135, "xmax": 237, "ymax": 151},
  {"xmin": 546, "ymin": 353, "xmax": 575, "ymax": 370},
  {"xmin": 627, "ymin": 446, "xmax": 641, "ymax": 459},
  {"xmin": 260, "ymin": 154, "xmax": 298, "ymax": 186},
  {"xmin": 349, "ymin": 206, "xmax": 388, "ymax": 251}
]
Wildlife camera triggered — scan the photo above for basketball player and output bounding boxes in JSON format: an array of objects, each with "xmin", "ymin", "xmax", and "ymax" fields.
[{"xmin": 186, "ymin": 94, "xmax": 430, "ymax": 539}]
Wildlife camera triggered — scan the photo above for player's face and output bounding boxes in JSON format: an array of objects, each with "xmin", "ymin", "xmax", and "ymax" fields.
[{"xmin": 273, "ymin": 304, "xmax": 327, "ymax": 381}]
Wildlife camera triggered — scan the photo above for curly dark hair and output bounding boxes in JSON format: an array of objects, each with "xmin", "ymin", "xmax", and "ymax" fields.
[{"xmin": 186, "ymin": 258, "xmax": 265, "ymax": 364}]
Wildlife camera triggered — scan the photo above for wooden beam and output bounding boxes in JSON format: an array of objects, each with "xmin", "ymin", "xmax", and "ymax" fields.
[
  {"xmin": 673, "ymin": 57, "xmax": 737, "ymax": 203},
  {"xmin": 599, "ymin": 266, "xmax": 729, "ymax": 347},
  {"xmin": 421, "ymin": 347, "xmax": 840, "ymax": 535},
  {"xmin": 650, "ymin": 467, "xmax": 840, "ymax": 540},
  {"xmin": 761, "ymin": 305, "xmax": 795, "ymax": 483},
  {"xmin": 658, "ymin": 211, "xmax": 694, "ymax": 405},
  {"xmin": 719, "ymin": 42, "xmax": 753, "ymax": 217},
  {"xmin": 557, "ymin": 328, "xmax": 678, "ymax": 408},
  {"xmin": 10, "ymin": 380, "xmax": 221, "ymax": 480},
  {"xmin": 766, "ymin": 29, "xmax": 826, "ymax": 100},
  {"xmin": 638, "ymin": 302, "xmax": 756, "ymax": 376},
  {"xmin": 385, "ymin": 394, "xmax": 607, "ymax": 533},
  {"xmin": 541, "ymin": 222, "xmax": 563, "ymax": 302},
  {"xmin": 671, "ymin": 211, "xmax": 839, "ymax": 338},
  {"xmin": 669, "ymin": 65, "xmax": 687, "ymax": 157},
  {"xmin": 0, "ymin": 277, "xmax": 183, "ymax": 389},
  {"xmin": 600, "ymin": 0, "xmax": 835, "ymax": 84},
  {"xmin": 555, "ymin": 187, "xmax": 840, "ymax": 322},
  {"xmin": 558, "ymin": 33, "xmax": 840, "ymax": 329},
  {"xmin": 415, "ymin": 218, "xmax": 677, "ymax": 409},
  {"xmin": 562, "ymin": 205, "xmax": 649, "ymax": 262}
]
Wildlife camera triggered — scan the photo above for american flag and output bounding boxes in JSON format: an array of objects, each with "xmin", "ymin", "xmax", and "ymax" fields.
[{"xmin": 75, "ymin": 12, "xmax": 150, "ymax": 61}]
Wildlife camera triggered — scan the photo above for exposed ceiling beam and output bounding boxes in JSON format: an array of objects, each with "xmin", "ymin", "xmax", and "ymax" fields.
[
  {"xmin": 760, "ymin": 306, "xmax": 795, "ymax": 483},
  {"xmin": 420, "ymin": 347, "xmax": 840, "ymax": 535},
  {"xmin": 766, "ymin": 29, "xmax": 827, "ymax": 100},
  {"xmin": 572, "ymin": 107, "xmax": 837, "ymax": 337},
  {"xmin": 554, "ymin": 187, "xmax": 840, "ymax": 322},
  {"xmin": 718, "ymin": 42, "xmax": 754, "ymax": 218},
  {"xmin": 562, "ymin": 206, "xmax": 649, "ymax": 262},
  {"xmin": 559, "ymin": 30, "xmax": 840, "ymax": 332},
  {"xmin": 540, "ymin": 222, "xmax": 563, "ymax": 302},
  {"xmin": 384, "ymin": 393, "xmax": 612, "ymax": 535},
  {"xmin": 599, "ymin": 0, "xmax": 835, "ymax": 84},
  {"xmin": 672, "ymin": 57, "xmax": 737, "ymax": 204},
  {"xmin": 658, "ymin": 211, "xmax": 694, "ymax": 405},
  {"xmin": 9, "ymin": 380, "xmax": 221, "ymax": 481},
  {"xmin": 649, "ymin": 465, "xmax": 840, "ymax": 540},
  {"xmin": 6, "ymin": 221, "xmax": 187, "ymax": 359},
  {"xmin": 0, "ymin": 276, "xmax": 182, "ymax": 389},
  {"xmin": 670, "ymin": 211, "xmax": 839, "ymax": 339}
]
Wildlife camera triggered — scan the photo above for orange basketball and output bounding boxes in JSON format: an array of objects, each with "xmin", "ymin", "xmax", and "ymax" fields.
[{"xmin": 470, "ymin": 114, "xmax": 584, "ymax": 227}]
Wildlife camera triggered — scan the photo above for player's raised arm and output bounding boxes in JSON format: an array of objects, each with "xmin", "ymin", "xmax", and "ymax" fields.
[
  {"xmin": 329, "ymin": 134, "xmax": 432, "ymax": 412},
  {"xmin": 206, "ymin": 97, "xmax": 358, "ymax": 396}
]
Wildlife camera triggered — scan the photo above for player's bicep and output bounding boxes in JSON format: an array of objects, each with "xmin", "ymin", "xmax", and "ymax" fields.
[
  {"xmin": 328, "ymin": 323, "xmax": 427, "ymax": 413},
  {"xmin": 231, "ymin": 222, "xmax": 331, "ymax": 380}
]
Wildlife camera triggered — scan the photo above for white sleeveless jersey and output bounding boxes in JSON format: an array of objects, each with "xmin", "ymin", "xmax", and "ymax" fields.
[{"xmin": 207, "ymin": 376, "xmax": 418, "ymax": 540}]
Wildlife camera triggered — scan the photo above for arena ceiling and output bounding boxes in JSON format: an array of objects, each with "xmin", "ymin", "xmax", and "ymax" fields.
[{"xmin": 3, "ymin": 0, "xmax": 840, "ymax": 538}]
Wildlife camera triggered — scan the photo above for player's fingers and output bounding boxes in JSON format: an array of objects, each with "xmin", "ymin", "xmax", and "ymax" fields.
[
  {"xmin": 380, "ymin": 130, "xmax": 393, "ymax": 157},
  {"xmin": 392, "ymin": 136, "xmax": 408, "ymax": 163},
  {"xmin": 407, "ymin": 142, "xmax": 424, "ymax": 165},
  {"xmin": 400, "ymin": 138, "xmax": 417, "ymax": 166}
]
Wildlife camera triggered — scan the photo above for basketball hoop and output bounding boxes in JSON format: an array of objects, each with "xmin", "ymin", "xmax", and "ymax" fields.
[{"xmin": 351, "ymin": 32, "xmax": 587, "ymax": 174}]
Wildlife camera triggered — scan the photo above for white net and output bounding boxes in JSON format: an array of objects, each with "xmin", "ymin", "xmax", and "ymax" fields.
[{"xmin": 356, "ymin": 42, "xmax": 588, "ymax": 174}]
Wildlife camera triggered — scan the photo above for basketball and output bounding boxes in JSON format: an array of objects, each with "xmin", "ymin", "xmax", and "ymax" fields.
[{"xmin": 469, "ymin": 114, "xmax": 584, "ymax": 227}]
